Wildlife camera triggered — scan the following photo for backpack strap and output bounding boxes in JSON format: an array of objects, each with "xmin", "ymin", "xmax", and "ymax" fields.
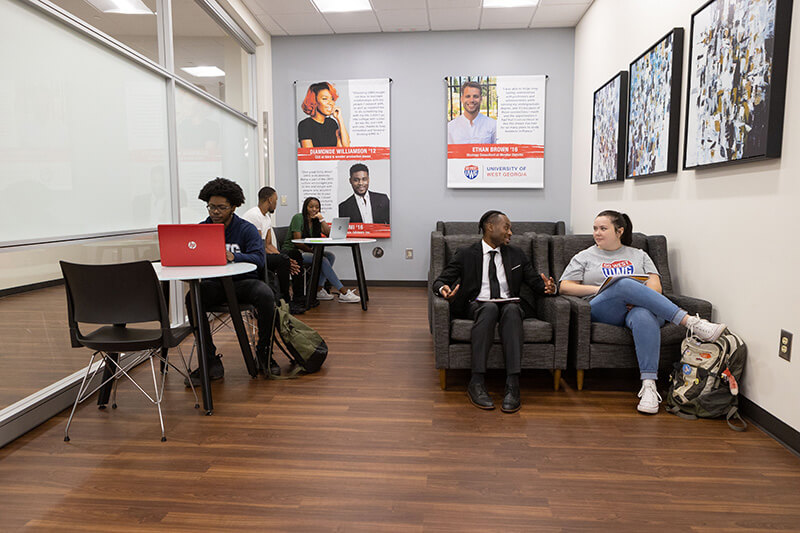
[
  {"xmin": 726, "ymin": 406, "xmax": 748, "ymax": 432},
  {"xmin": 666, "ymin": 405, "xmax": 698, "ymax": 420}
]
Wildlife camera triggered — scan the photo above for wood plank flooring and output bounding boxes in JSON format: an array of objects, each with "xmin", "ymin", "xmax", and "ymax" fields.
[{"xmin": 1, "ymin": 287, "xmax": 799, "ymax": 531}]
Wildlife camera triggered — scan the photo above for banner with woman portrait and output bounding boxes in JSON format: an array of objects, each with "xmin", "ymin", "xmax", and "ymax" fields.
[
  {"xmin": 446, "ymin": 75, "xmax": 546, "ymax": 188},
  {"xmin": 295, "ymin": 78, "xmax": 391, "ymax": 238}
]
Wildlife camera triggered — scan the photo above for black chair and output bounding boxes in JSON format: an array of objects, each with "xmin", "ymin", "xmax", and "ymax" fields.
[{"xmin": 60, "ymin": 260, "xmax": 196, "ymax": 442}]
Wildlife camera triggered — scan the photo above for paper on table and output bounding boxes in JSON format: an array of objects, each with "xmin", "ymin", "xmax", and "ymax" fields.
[{"xmin": 475, "ymin": 297, "xmax": 521, "ymax": 303}]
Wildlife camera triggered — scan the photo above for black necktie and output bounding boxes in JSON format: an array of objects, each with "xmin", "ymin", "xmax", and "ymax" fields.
[{"xmin": 488, "ymin": 250, "xmax": 500, "ymax": 299}]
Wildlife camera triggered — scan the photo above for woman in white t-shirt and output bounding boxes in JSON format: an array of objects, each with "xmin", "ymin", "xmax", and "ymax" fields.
[{"xmin": 559, "ymin": 210, "xmax": 725, "ymax": 415}]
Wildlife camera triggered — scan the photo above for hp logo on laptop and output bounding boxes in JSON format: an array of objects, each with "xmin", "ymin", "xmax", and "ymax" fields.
[{"xmin": 187, "ymin": 241, "xmax": 197, "ymax": 250}]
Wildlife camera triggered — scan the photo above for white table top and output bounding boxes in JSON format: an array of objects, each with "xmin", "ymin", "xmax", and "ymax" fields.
[
  {"xmin": 292, "ymin": 238, "xmax": 376, "ymax": 245},
  {"xmin": 152, "ymin": 261, "xmax": 256, "ymax": 281}
]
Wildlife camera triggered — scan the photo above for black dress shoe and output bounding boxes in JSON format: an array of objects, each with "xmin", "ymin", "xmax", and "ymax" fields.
[
  {"xmin": 268, "ymin": 357, "xmax": 281, "ymax": 376},
  {"xmin": 467, "ymin": 382, "xmax": 495, "ymax": 410},
  {"xmin": 501, "ymin": 384, "xmax": 521, "ymax": 413}
]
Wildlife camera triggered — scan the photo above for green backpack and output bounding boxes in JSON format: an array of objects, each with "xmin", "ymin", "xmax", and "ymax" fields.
[
  {"xmin": 666, "ymin": 329, "xmax": 747, "ymax": 431},
  {"xmin": 268, "ymin": 300, "xmax": 328, "ymax": 377}
]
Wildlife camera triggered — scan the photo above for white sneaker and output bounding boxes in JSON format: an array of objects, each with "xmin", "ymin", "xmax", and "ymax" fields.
[
  {"xmin": 685, "ymin": 314, "xmax": 726, "ymax": 342},
  {"xmin": 338, "ymin": 289, "xmax": 361, "ymax": 303},
  {"xmin": 316, "ymin": 288, "xmax": 334, "ymax": 301},
  {"xmin": 637, "ymin": 380, "xmax": 661, "ymax": 414}
]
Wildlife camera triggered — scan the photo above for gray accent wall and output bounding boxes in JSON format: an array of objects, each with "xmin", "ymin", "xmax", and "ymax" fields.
[{"xmin": 271, "ymin": 29, "xmax": 574, "ymax": 281}]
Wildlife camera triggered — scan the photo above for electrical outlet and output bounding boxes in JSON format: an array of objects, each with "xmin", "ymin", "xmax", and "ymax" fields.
[
  {"xmin": 779, "ymin": 330, "xmax": 792, "ymax": 362},
  {"xmin": 405, "ymin": 248, "xmax": 413, "ymax": 260},
  {"xmin": 280, "ymin": 195, "xmax": 287, "ymax": 206}
]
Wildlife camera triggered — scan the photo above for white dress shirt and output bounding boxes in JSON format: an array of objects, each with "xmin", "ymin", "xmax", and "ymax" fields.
[
  {"xmin": 447, "ymin": 113, "xmax": 497, "ymax": 144},
  {"xmin": 354, "ymin": 191, "xmax": 373, "ymax": 224},
  {"xmin": 477, "ymin": 240, "xmax": 510, "ymax": 300}
]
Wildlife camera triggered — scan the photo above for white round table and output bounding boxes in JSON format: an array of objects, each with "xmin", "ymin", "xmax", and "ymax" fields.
[{"xmin": 292, "ymin": 238, "xmax": 376, "ymax": 311}]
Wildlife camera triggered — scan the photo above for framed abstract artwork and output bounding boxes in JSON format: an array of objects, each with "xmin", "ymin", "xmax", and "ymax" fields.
[
  {"xmin": 627, "ymin": 28, "xmax": 684, "ymax": 178},
  {"xmin": 683, "ymin": 0, "xmax": 793, "ymax": 169},
  {"xmin": 591, "ymin": 71, "xmax": 628, "ymax": 184}
]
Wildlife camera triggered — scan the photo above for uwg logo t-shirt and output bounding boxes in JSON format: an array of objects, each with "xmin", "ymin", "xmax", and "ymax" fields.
[{"xmin": 559, "ymin": 245, "xmax": 659, "ymax": 289}]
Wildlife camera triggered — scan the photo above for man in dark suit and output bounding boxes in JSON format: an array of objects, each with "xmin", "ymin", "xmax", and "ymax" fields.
[
  {"xmin": 338, "ymin": 163, "xmax": 390, "ymax": 224},
  {"xmin": 432, "ymin": 211, "xmax": 557, "ymax": 412}
]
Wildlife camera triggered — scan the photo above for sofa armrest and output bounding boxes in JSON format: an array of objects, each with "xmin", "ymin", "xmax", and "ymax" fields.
[
  {"xmin": 535, "ymin": 296, "xmax": 570, "ymax": 369},
  {"xmin": 666, "ymin": 294, "xmax": 712, "ymax": 320},
  {"xmin": 560, "ymin": 295, "xmax": 592, "ymax": 370},
  {"xmin": 431, "ymin": 296, "xmax": 451, "ymax": 369}
]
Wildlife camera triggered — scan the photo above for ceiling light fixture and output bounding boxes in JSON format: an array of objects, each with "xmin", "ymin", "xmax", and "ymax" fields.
[
  {"xmin": 84, "ymin": 0, "xmax": 154, "ymax": 15},
  {"xmin": 181, "ymin": 66, "xmax": 226, "ymax": 78},
  {"xmin": 483, "ymin": 0, "xmax": 539, "ymax": 8},
  {"xmin": 311, "ymin": 0, "xmax": 372, "ymax": 13}
]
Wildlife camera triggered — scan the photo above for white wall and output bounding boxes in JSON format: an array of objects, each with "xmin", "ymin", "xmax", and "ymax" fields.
[
  {"xmin": 272, "ymin": 29, "xmax": 575, "ymax": 281},
  {"xmin": 572, "ymin": 0, "xmax": 800, "ymax": 430}
]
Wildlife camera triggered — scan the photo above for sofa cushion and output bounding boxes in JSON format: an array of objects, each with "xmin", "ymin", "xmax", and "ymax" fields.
[
  {"xmin": 591, "ymin": 322, "xmax": 686, "ymax": 345},
  {"xmin": 450, "ymin": 318, "xmax": 553, "ymax": 343}
]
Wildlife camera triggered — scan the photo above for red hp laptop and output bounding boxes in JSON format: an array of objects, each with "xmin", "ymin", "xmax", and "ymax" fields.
[{"xmin": 157, "ymin": 224, "xmax": 227, "ymax": 266}]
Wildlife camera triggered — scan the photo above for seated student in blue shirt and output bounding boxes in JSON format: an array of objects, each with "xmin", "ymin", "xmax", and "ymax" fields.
[{"xmin": 184, "ymin": 177, "xmax": 278, "ymax": 386}]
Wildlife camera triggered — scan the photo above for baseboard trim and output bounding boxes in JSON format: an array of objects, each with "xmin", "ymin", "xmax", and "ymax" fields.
[
  {"xmin": 341, "ymin": 280, "xmax": 426, "ymax": 287},
  {"xmin": 0, "ymin": 279, "xmax": 64, "ymax": 298},
  {"xmin": 739, "ymin": 395, "xmax": 800, "ymax": 457}
]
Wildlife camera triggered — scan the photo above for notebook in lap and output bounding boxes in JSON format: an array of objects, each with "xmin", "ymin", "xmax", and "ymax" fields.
[{"xmin": 158, "ymin": 224, "xmax": 227, "ymax": 266}]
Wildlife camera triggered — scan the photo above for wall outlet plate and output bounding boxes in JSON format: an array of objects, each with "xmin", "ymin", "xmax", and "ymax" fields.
[
  {"xmin": 779, "ymin": 329, "xmax": 792, "ymax": 362},
  {"xmin": 405, "ymin": 248, "xmax": 413, "ymax": 260},
  {"xmin": 280, "ymin": 195, "xmax": 288, "ymax": 206}
]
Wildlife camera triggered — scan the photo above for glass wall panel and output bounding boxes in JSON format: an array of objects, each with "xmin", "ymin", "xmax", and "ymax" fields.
[
  {"xmin": 176, "ymin": 86, "xmax": 257, "ymax": 223},
  {"xmin": 47, "ymin": 0, "xmax": 159, "ymax": 63},
  {"xmin": 172, "ymin": 0, "xmax": 252, "ymax": 115},
  {"xmin": 0, "ymin": 0, "xmax": 171, "ymax": 245}
]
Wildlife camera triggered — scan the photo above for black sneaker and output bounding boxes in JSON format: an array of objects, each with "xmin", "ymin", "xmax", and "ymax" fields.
[
  {"xmin": 289, "ymin": 302, "xmax": 306, "ymax": 315},
  {"xmin": 269, "ymin": 357, "xmax": 281, "ymax": 376},
  {"xmin": 184, "ymin": 354, "xmax": 224, "ymax": 388}
]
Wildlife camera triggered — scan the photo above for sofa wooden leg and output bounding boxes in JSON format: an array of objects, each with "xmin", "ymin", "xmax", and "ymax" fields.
[
  {"xmin": 553, "ymin": 369, "xmax": 561, "ymax": 391},
  {"xmin": 577, "ymin": 369, "xmax": 585, "ymax": 391},
  {"xmin": 439, "ymin": 369, "xmax": 447, "ymax": 390}
]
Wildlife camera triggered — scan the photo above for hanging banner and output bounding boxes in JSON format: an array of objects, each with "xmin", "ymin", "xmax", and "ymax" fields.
[
  {"xmin": 295, "ymin": 78, "xmax": 391, "ymax": 238},
  {"xmin": 446, "ymin": 75, "xmax": 546, "ymax": 189}
]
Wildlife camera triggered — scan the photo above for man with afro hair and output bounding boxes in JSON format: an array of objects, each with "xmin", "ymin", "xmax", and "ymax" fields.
[{"xmin": 184, "ymin": 177, "xmax": 276, "ymax": 386}]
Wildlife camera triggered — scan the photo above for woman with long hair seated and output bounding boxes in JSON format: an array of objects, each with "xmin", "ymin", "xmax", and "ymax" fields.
[
  {"xmin": 281, "ymin": 197, "xmax": 360, "ymax": 304},
  {"xmin": 297, "ymin": 82, "xmax": 351, "ymax": 148},
  {"xmin": 559, "ymin": 210, "xmax": 726, "ymax": 414}
]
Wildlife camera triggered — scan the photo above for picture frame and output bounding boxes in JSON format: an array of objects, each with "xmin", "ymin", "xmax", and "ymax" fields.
[
  {"xmin": 626, "ymin": 28, "xmax": 684, "ymax": 179},
  {"xmin": 683, "ymin": 0, "xmax": 793, "ymax": 170},
  {"xmin": 591, "ymin": 71, "xmax": 628, "ymax": 184}
]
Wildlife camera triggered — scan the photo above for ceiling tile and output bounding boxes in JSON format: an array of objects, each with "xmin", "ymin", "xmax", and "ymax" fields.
[
  {"xmin": 256, "ymin": 14, "xmax": 288, "ymax": 35},
  {"xmin": 249, "ymin": 0, "xmax": 318, "ymax": 15},
  {"xmin": 371, "ymin": 0, "xmax": 427, "ymax": 9},
  {"xmin": 241, "ymin": 0, "xmax": 267, "ymax": 16},
  {"xmin": 428, "ymin": 0, "xmax": 481, "ymax": 7},
  {"xmin": 530, "ymin": 3, "xmax": 588, "ymax": 24},
  {"xmin": 270, "ymin": 12, "xmax": 333, "ymax": 34},
  {"xmin": 540, "ymin": 0, "xmax": 592, "ymax": 5},
  {"xmin": 375, "ymin": 9, "xmax": 429, "ymax": 31},
  {"xmin": 480, "ymin": 6, "xmax": 535, "ymax": 26},
  {"xmin": 429, "ymin": 7, "xmax": 480, "ymax": 30},
  {"xmin": 324, "ymin": 11, "xmax": 381, "ymax": 33}
]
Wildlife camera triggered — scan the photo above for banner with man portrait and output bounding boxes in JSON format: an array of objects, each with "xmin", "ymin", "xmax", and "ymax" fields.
[
  {"xmin": 446, "ymin": 75, "xmax": 546, "ymax": 188},
  {"xmin": 295, "ymin": 78, "xmax": 391, "ymax": 238}
]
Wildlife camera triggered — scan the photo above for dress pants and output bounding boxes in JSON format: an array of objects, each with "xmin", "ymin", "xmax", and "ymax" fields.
[
  {"xmin": 468, "ymin": 301, "xmax": 523, "ymax": 375},
  {"xmin": 185, "ymin": 278, "xmax": 275, "ymax": 361}
]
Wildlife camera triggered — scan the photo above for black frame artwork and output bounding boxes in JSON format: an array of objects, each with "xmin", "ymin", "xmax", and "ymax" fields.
[
  {"xmin": 683, "ymin": 0, "xmax": 793, "ymax": 170},
  {"xmin": 591, "ymin": 71, "xmax": 628, "ymax": 184},
  {"xmin": 626, "ymin": 28, "xmax": 684, "ymax": 179}
]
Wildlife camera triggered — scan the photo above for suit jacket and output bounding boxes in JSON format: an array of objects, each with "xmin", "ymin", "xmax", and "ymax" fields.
[
  {"xmin": 432, "ymin": 241, "xmax": 546, "ymax": 318},
  {"xmin": 338, "ymin": 191, "xmax": 390, "ymax": 224}
]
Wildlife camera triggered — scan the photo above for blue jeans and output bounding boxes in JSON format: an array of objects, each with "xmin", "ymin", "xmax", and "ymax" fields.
[
  {"xmin": 589, "ymin": 278, "xmax": 687, "ymax": 380},
  {"xmin": 302, "ymin": 251, "xmax": 343, "ymax": 291}
]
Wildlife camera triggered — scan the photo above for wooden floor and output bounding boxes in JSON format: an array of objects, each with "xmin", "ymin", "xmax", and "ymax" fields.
[{"xmin": 1, "ymin": 287, "xmax": 799, "ymax": 531}]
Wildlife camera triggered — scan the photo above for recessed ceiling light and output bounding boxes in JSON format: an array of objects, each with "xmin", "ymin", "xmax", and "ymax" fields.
[
  {"xmin": 181, "ymin": 66, "xmax": 226, "ymax": 78},
  {"xmin": 312, "ymin": 0, "xmax": 372, "ymax": 13},
  {"xmin": 84, "ymin": 0, "xmax": 154, "ymax": 15},
  {"xmin": 483, "ymin": 0, "xmax": 539, "ymax": 8}
]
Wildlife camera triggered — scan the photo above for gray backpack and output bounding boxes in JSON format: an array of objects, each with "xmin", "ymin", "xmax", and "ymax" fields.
[{"xmin": 666, "ymin": 329, "xmax": 747, "ymax": 431}]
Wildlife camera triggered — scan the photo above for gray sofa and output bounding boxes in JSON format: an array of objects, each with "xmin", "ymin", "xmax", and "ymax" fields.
[
  {"xmin": 429, "ymin": 232, "xmax": 570, "ymax": 390},
  {"xmin": 550, "ymin": 233, "xmax": 713, "ymax": 390},
  {"xmin": 435, "ymin": 220, "xmax": 566, "ymax": 236}
]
